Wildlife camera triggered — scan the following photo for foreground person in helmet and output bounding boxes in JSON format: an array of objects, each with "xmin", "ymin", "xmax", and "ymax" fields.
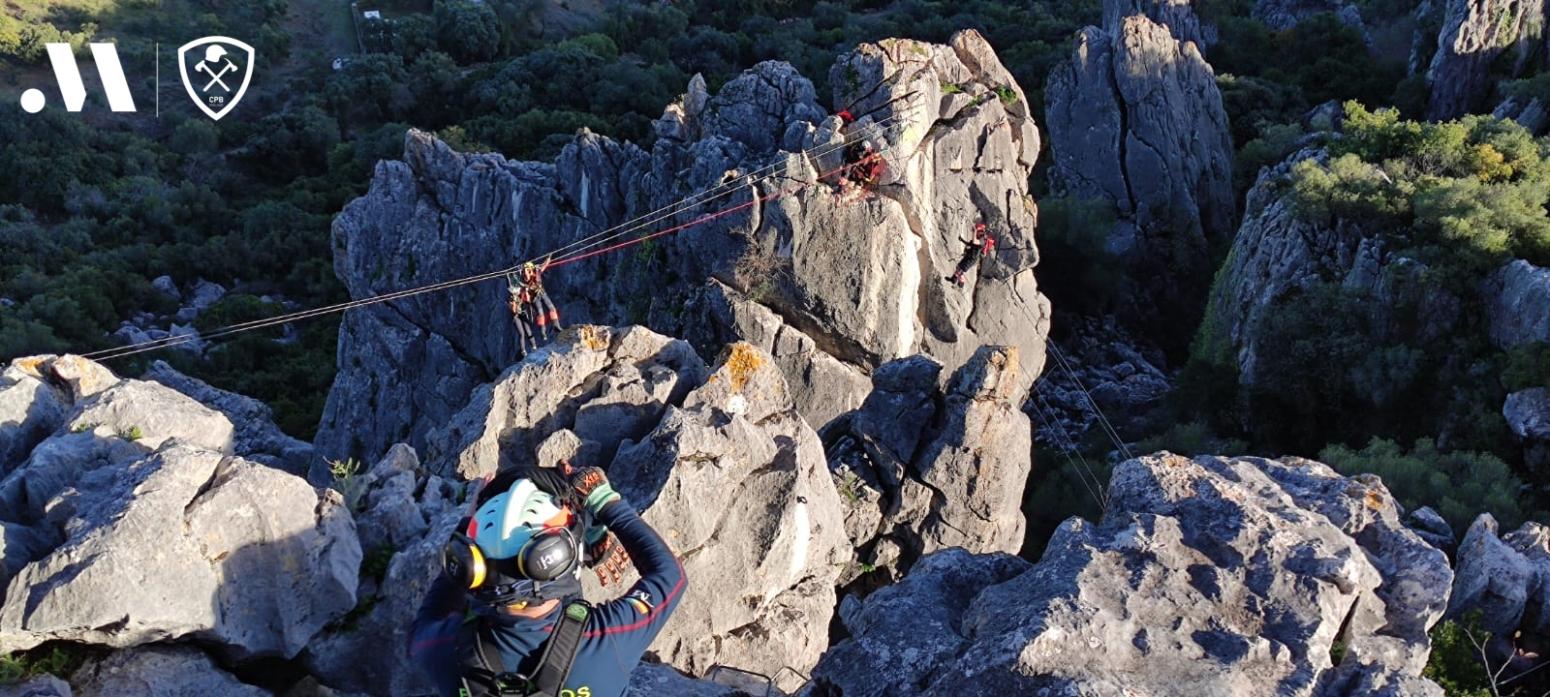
[{"xmin": 409, "ymin": 464, "xmax": 685, "ymax": 697}]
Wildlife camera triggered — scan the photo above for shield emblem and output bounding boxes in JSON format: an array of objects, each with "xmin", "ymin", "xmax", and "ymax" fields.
[{"xmin": 177, "ymin": 36, "xmax": 254, "ymax": 121}]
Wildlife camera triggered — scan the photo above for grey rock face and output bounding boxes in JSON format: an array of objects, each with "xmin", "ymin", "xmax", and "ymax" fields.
[
  {"xmin": 0, "ymin": 676, "xmax": 70, "ymax": 697},
  {"xmin": 808, "ymin": 549, "xmax": 1032, "ymax": 697},
  {"xmin": 1046, "ymin": 7, "xmax": 1235, "ymax": 349},
  {"xmin": 624, "ymin": 663, "xmax": 740, "ymax": 697},
  {"xmin": 1505, "ymin": 388, "xmax": 1550, "ymax": 473},
  {"xmin": 1254, "ymin": 0, "xmax": 1368, "ymax": 35},
  {"xmin": 304, "ymin": 443, "xmax": 462, "ymax": 695},
  {"xmin": 0, "ymin": 445, "xmax": 361, "ymax": 661},
  {"xmin": 814, "ymin": 454, "xmax": 1450, "ymax": 696},
  {"xmin": 1425, "ymin": 0, "xmax": 1548, "ymax": 119},
  {"xmin": 0, "ymin": 375, "xmax": 235, "ymax": 523},
  {"xmin": 1484, "ymin": 259, "xmax": 1550, "ymax": 350},
  {"xmin": 1495, "ymin": 94, "xmax": 1550, "ymax": 134},
  {"xmin": 318, "ymin": 30, "xmax": 1050, "ymax": 466},
  {"xmin": 423, "ymin": 326, "xmax": 706, "ymax": 481},
  {"xmin": 144, "ymin": 360, "xmax": 313, "ymax": 474},
  {"xmin": 609, "ymin": 341, "xmax": 850, "ymax": 678},
  {"xmin": 73, "ymin": 645, "xmax": 267, "ymax": 697},
  {"xmin": 1198, "ymin": 151, "xmax": 1462, "ymax": 388},
  {"xmin": 1105, "ymin": 0, "xmax": 1218, "ymax": 48},
  {"xmin": 827, "ymin": 347, "xmax": 1031, "ymax": 581},
  {"xmin": 1036, "ymin": 315, "xmax": 1170, "ymax": 443},
  {"xmin": 0, "ymin": 360, "xmax": 70, "ymax": 473}
]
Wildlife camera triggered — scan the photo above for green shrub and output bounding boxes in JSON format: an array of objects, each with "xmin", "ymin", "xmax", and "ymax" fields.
[
  {"xmin": 1502, "ymin": 342, "xmax": 1550, "ymax": 391},
  {"xmin": 1320, "ymin": 438, "xmax": 1525, "ymax": 532},
  {"xmin": 0, "ymin": 645, "xmax": 87, "ymax": 685},
  {"xmin": 118, "ymin": 425, "xmax": 144, "ymax": 441},
  {"xmin": 1136, "ymin": 421, "xmax": 1248, "ymax": 458},
  {"xmin": 1422, "ymin": 611, "xmax": 1496, "ymax": 697},
  {"xmin": 1033, "ymin": 196, "xmax": 1122, "ymax": 313}
]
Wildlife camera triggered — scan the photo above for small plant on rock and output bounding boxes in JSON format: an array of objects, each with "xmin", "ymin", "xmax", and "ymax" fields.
[
  {"xmin": 329, "ymin": 457, "xmax": 368, "ymax": 512},
  {"xmin": 118, "ymin": 425, "xmax": 143, "ymax": 441}
]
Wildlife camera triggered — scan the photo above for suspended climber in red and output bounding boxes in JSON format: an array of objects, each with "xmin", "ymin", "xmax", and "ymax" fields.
[
  {"xmin": 949, "ymin": 221, "xmax": 996, "ymax": 287},
  {"xmin": 521, "ymin": 258, "xmax": 562, "ymax": 339}
]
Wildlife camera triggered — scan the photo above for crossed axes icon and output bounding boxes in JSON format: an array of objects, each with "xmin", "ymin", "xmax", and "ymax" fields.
[{"xmin": 194, "ymin": 46, "xmax": 238, "ymax": 92}]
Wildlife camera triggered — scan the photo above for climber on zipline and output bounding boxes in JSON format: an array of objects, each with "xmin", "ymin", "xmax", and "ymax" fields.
[
  {"xmin": 520, "ymin": 258, "xmax": 562, "ymax": 340},
  {"xmin": 507, "ymin": 275, "xmax": 539, "ymax": 359},
  {"xmin": 409, "ymin": 462, "xmax": 683, "ymax": 697},
  {"xmin": 948, "ymin": 221, "xmax": 996, "ymax": 287},
  {"xmin": 839, "ymin": 140, "xmax": 886, "ymax": 200}
]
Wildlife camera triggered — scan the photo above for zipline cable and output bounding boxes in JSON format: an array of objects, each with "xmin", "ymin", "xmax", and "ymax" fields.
[
  {"xmin": 1047, "ymin": 340, "xmax": 1135, "ymax": 463},
  {"xmin": 83, "ymin": 109, "xmax": 918, "ymax": 362}
]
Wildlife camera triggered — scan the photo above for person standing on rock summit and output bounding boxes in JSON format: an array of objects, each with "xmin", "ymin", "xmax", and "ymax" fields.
[
  {"xmin": 409, "ymin": 464, "xmax": 684, "ymax": 697},
  {"xmin": 949, "ymin": 221, "xmax": 996, "ymax": 287}
]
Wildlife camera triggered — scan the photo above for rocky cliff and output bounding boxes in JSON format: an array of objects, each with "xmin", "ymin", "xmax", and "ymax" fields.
[
  {"xmin": 1046, "ymin": 0, "xmax": 1235, "ymax": 354},
  {"xmin": 0, "ymin": 349, "xmax": 1476, "ymax": 697},
  {"xmin": 316, "ymin": 30, "xmax": 1050, "ymax": 471},
  {"xmin": 811, "ymin": 453, "xmax": 1452, "ymax": 696},
  {"xmin": 1424, "ymin": 0, "xmax": 1548, "ymax": 120}
]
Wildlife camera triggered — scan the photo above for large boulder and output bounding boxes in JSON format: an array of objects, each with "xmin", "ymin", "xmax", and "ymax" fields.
[
  {"xmin": 1483, "ymin": 259, "xmax": 1550, "ymax": 350},
  {"xmin": 0, "ymin": 374, "xmax": 235, "ymax": 523},
  {"xmin": 0, "ymin": 360, "xmax": 70, "ymax": 473},
  {"xmin": 827, "ymin": 346, "xmax": 1032, "ymax": 582},
  {"xmin": 812, "ymin": 453, "xmax": 1451, "ymax": 695},
  {"xmin": 610, "ymin": 342, "xmax": 851, "ymax": 679},
  {"xmin": 1046, "ymin": 3, "xmax": 1235, "ymax": 352},
  {"xmin": 72, "ymin": 645, "xmax": 267, "ymax": 697},
  {"xmin": 1446, "ymin": 513, "xmax": 1550, "ymax": 654},
  {"xmin": 1424, "ymin": 0, "xmax": 1548, "ymax": 120},
  {"xmin": 0, "ymin": 445, "xmax": 361, "ymax": 662},
  {"xmin": 144, "ymin": 361, "xmax": 314, "ymax": 474},
  {"xmin": 808, "ymin": 549, "xmax": 1033, "ymax": 697},
  {"xmin": 318, "ymin": 30, "xmax": 1050, "ymax": 465}
]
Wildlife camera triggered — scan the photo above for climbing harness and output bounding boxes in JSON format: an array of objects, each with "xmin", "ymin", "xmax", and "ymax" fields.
[
  {"xmin": 79, "ymin": 106, "xmax": 923, "ymax": 362},
  {"xmin": 457, "ymin": 600, "xmax": 593, "ymax": 697}
]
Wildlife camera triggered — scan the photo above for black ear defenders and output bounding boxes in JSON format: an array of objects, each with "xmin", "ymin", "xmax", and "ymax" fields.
[{"xmin": 443, "ymin": 519, "xmax": 583, "ymax": 591}]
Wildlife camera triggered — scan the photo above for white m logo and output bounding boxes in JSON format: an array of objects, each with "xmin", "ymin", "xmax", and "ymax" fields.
[{"xmin": 19, "ymin": 43, "xmax": 137, "ymax": 114}]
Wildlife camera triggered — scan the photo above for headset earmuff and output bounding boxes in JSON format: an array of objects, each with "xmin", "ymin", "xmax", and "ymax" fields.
[{"xmin": 443, "ymin": 528, "xmax": 490, "ymax": 590}]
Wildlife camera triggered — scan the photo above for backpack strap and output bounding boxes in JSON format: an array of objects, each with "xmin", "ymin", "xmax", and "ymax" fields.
[
  {"xmin": 527, "ymin": 601, "xmax": 592, "ymax": 697},
  {"xmin": 458, "ymin": 620, "xmax": 521, "ymax": 697}
]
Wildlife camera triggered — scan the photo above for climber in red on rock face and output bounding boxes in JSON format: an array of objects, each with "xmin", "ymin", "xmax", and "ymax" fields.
[
  {"xmin": 520, "ymin": 259, "xmax": 561, "ymax": 340},
  {"xmin": 949, "ymin": 221, "xmax": 996, "ymax": 287}
]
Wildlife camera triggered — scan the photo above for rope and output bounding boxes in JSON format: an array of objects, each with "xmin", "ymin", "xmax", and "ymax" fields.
[
  {"xmin": 82, "ymin": 113, "xmax": 913, "ymax": 362},
  {"xmin": 1047, "ymin": 340, "xmax": 1135, "ymax": 463},
  {"xmin": 1022, "ymin": 362, "xmax": 1108, "ymax": 510}
]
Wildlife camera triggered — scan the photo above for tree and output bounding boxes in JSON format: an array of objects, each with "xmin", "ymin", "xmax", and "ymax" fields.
[
  {"xmin": 1320, "ymin": 438, "xmax": 1525, "ymax": 533},
  {"xmin": 434, "ymin": 0, "xmax": 501, "ymax": 63}
]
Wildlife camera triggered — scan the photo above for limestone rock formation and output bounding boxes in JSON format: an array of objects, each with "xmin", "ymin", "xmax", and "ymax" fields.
[
  {"xmin": 1449, "ymin": 515, "xmax": 1550, "ymax": 640},
  {"xmin": 1505, "ymin": 388, "xmax": 1550, "ymax": 473},
  {"xmin": 609, "ymin": 340, "xmax": 850, "ymax": 678},
  {"xmin": 1484, "ymin": 259, "xmax": 1550, "ymax": 350},
  {"xmin": 305, "ymin": 445, "xmax": 464, "ymax": 695},
  {"xmin": 827, "ymin": 346, "xmax": 1032, "ymax": 582},
  {"xmin": 1197, "ymin": 149, "xmax": 1462, "ymax": 388},
  {"xmin": 808, "ymin": 549, "xmax": 1032, "ymax": 697},
  {"xmin": 812, "ymin": 453, "xmax": 1452, "ymax": 695},
  {"xmin": 1104, "ymin": 0, "xmax": 1217, "ymax": 49},
  {"xmin": 1046, "ymin": 4, "xmax": 1235, "ymax": 351},
  {"xmin": 72, "ymin": 645, "xmax": 267, "ymax": 697},
  {"xmin": 1425, "ymin": 0, "xmax": 1548, "ymax": 119},
  {"xmin": 0, "ymin": 444, "xmax": 361, "ymax": 661},
  {"xmin": 318, "ymin": 30, "xmax": 1050, "ymax": 466},
  {"xmin": 144, "ymin": 361, "xmax": 313, "ymax": 475},
  {"xmin": 1254, "ymin": 0, "xmax": 1367, "ymax": 34},
  {"xmin": 1496, "ymin": 93, "xmax": 1550, "ymax": 135}
]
